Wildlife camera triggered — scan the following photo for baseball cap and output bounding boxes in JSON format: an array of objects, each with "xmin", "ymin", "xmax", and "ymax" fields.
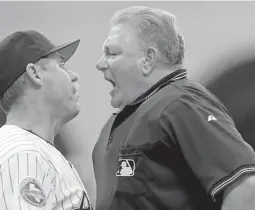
[{"xmin": 0, "ymin": 30, "xmax": 80, "ymax": 98}]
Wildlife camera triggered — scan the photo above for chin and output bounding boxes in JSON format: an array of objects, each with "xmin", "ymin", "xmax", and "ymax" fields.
[
  {"xmin": 111, "ymin": 98, "xmax": 123, "ymax": 109},
  {"xmin": 71, "ymin": 103, "xmax": 81, "ymax": 118},
  {"xmin": 62, "ymin": 104, "xmax": 81, "ymax": 125}
]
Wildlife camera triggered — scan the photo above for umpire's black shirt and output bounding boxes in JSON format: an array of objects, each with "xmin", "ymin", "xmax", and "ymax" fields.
[{"xmin": 92, "ymin": 69, "xmax": 255, "ymax": 210}]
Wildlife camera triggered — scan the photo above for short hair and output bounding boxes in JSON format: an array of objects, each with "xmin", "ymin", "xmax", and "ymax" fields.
[
  {"xmin": 0, "ymin": 73, "xmax": 27, "ymax": 114},
  {"xmin": 0, "ymin": 52, "xmax": 59, "ymax": 114},
  {"xmin": 110, "ymin": 6, "xmax": 185, "ymax": 65}
]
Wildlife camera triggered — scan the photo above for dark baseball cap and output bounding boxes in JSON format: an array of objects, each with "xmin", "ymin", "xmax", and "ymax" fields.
[{"xmin": 0, "ymin": 30, "xmax": 80, "ymax": 98}]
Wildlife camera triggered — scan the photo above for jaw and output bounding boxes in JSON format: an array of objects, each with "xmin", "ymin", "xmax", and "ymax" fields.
[
  {"xmin": 110, "ymin": 89, "xmax": 124, "ymax": 109},
  {"xmin": 110, "ymin": 89, "xmax": 135, "ymax": 110},
  {"xmin": 60, "ymin": 104, "xmax": 80, "ymax": 126},
  {"xmin": 54, "ymin": 95, "xmax": 81, "ymax": 127}
]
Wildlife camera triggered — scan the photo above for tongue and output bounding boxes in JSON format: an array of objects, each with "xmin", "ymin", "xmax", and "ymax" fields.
[{"xmin": 110, "ymin": 86, "xmax": 118, "ymax": 95}]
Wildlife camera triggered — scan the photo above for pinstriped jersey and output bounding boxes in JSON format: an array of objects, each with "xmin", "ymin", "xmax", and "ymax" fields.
[{"xmin": 0, "ymin": 125, "xmax": 92, "ymax": 210}]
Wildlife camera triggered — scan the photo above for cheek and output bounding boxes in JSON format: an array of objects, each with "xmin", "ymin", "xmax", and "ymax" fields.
[
  {"xmin": 43, "ymin": 74, "xmax": 70, "ymax": 101},
  {"xmin": 115, "ymin": 65, "xmax": 140, "ymax": 90},
  {"xmin": 109, "ymin": 56, "xmax": 140, "ymax": 84}
]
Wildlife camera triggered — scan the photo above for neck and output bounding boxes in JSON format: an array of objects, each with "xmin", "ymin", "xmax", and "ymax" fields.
[
  {"xmin": 117, "ymin": 65, "xmax": 183, "ymax": 111},
  {"xmin": 6, "ymin": 105, "xmax": 61, "ymax": 145},
  {"xmin": 145, "ymin": 64, "xmax": 183, "ymax": 90}
]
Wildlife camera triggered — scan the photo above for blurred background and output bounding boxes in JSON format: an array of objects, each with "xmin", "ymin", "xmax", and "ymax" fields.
[{"xmin": 0, "ymin": 1, "xmax": 255, "ymax": 206}]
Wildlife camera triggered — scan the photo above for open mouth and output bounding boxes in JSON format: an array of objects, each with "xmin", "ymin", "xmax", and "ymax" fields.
[
  {"xmin": 105, "ymin": 78, "xmax": 116, "ymax": 88},
  {"xmin": 109, "ymin": 80, "xmax": 115, "ymax": 88}
]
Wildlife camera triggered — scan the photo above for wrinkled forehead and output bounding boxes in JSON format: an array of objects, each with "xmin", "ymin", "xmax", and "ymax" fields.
[
  {"xmin": 102, "ymin": 24, "xmax": 139, "ymax": 50},
  {"xmin": 38, "ymin": 52, "xmax": 64, "ymax": 68},
  {"xmin": 102, "ymin": 26, "xmax": 122, "ymax": 48},
  {"xmin": 46, "ymin": 52, "xmax": 65, "ymax": 63}
]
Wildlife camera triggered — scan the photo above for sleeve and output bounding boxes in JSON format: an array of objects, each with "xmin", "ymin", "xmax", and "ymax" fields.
[
  {"xmin": 0, "ymin": 151, "xmax": 57, "ymax": 210},
  {"xmin": 159, "ymin": 94, "xmax": 255, "ymax": 202}
]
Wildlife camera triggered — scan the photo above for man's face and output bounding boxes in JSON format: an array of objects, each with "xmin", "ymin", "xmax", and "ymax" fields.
[
  {"xmin": 96, "ymin": 23, "xmax": 145, "ymax": 109},
  {"xmin": 39, "ymin": 54, "xmax": 80, "ymax": 124}
]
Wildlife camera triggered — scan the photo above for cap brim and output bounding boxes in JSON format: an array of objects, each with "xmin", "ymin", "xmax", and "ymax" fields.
[{"xmin": 43, "ymin": 39, "xmax": 80, "ymax": 62}]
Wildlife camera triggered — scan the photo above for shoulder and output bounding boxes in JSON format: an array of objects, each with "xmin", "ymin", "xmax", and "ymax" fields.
[
  {"xmin": 159, "ymin": 79, "xmax": 230, "ymax": 116},
  {"xmin": 156, "ymin": 79, "xmax": 237, "ymax": 135},
  {"xmin": 0, "ymin": 125, "xmax": 47, "ymax": 165}
]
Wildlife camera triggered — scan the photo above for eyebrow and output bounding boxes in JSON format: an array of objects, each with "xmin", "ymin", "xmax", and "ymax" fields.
[
  {"xmin": 102, "ymin": 45, "xmax": 109, "ymax": 52},
  {"xmin": 102, "ymin": 44, "xmax": 120, "ymax": 53}
]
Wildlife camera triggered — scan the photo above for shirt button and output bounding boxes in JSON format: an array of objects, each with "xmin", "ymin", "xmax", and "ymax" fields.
[{"xmin": 108, "ymin": 136, "xmax": 112, "ymax": 143}]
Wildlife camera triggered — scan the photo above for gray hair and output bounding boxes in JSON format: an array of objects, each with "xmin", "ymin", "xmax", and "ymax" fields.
[{"xmin": 110, "ymin": 6, "xmax": 185, "ymax": 65}]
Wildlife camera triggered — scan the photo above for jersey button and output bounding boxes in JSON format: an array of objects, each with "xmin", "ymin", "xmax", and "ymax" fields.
[
  {"xmin": 109, "ymin": 136, "xmax": 113, "ymax": 143},
  {"xmin": 106, "ymin": 135, "xmax": 113, "ymax": 150}
]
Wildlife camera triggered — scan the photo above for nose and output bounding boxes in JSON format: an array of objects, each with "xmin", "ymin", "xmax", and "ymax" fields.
[
  {"xmin": 96, "ymin": 56, "xmax": 109, "ymax": 72},
  {"xmin": 69, "ymin": 70, "xmax": 79, "ymax": 82}
]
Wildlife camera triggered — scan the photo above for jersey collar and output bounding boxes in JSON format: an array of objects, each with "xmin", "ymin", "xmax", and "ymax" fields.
[
  {"xmin": 112, "ymin": 69, "xmax": 187, "ymax": 116},
  {"xmin": 129, "ymin": 68, "xmax": 187, "ymax": 106}
]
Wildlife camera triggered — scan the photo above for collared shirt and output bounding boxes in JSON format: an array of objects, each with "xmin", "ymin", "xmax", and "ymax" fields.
[
  {"xmin": 110, "ymin": 69, "xmax": 188, "ymax": 134},
  {"xmin": 93, "ymin": 69, "xmax": 255, "ymax": 210}
]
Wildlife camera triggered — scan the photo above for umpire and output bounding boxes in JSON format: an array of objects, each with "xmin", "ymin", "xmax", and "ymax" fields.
[{"xmin": 92, "ymin": 6, "xmax": 255, "ymax": 210}]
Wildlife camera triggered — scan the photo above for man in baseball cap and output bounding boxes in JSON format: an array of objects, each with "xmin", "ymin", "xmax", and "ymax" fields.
[{"xmin": 0, "ymin": 31, "xmax": 93, "ymax": 210}]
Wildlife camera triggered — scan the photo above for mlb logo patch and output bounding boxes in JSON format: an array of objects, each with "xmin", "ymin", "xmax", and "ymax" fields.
[{"xmin": 116, "ymin": 159, "xmax": 135, "ymax": 177}]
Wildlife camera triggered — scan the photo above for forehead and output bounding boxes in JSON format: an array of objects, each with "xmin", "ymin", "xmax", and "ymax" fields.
[
  {"xmin": 102, "ymin": 24, "xmax": 139, "ymax": 50},
  {"xmin": 38, "ymin": 52, "xmax": 65, "ymax": 69},
  {"xmin": 47, "ymin": 52, "xmax": 64, "ymax": 63}
]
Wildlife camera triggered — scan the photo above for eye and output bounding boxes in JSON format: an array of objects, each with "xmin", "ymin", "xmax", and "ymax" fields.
[
  {"xmin": 110, "ymin": 52, "xmax": 118, "ymax": 56},
  {"xmin": 109, "ymin": 53, "xmax": 119, "ymax": 59},
  {"xmin": 105, "ymin": 50, "xmax": 118, "ymax": 57}
]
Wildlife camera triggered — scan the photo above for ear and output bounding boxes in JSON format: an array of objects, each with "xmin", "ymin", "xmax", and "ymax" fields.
[
  {"xmin": 25, "ymin": 63, "xmax": 43, "ymax": 86},
  {"xmin": 141, "ymin": 47, "xmax": 158, "ymax": 77}
]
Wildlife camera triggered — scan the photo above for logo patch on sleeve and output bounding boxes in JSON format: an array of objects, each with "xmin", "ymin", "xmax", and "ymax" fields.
[{"xmin": 19, "ymin": 177, "xmax": 47, "ymax": 208}]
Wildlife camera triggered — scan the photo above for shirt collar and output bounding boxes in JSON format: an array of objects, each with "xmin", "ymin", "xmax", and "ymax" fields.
[
  {"xmin": 113, "ymin": 69, "xmax": 187, "ymax": 115},
  {"xmin": 129, "ymin": 68, "xmax": 187, "ymax": 106}
]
